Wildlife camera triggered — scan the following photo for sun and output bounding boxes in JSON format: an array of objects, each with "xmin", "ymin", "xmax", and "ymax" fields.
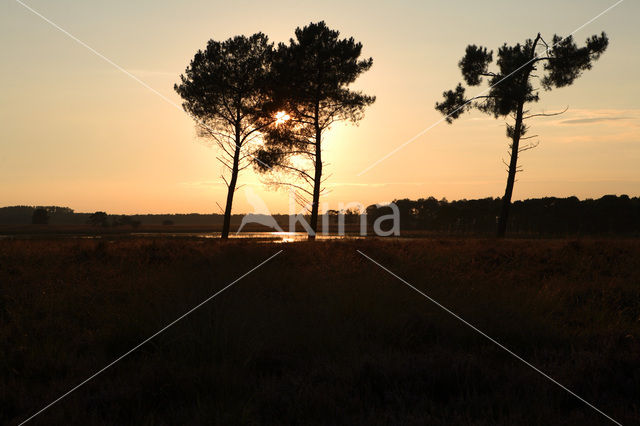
[{"xmin": 274, "ymin": 111, "xmax": 291, "ymax": 125}]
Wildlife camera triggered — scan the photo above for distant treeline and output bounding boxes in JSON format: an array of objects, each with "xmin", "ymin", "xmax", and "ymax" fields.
[
  {"xmin": 2, "ymin": 195, "xmax": 639, "ymax": 235},
  {"xmin": 0, "ymin": 206, "xmax": 302, "ymax": 228},
  {"xmin": 368, "ymin": 195, "xmax": 640, "ymax": 235},
  {"xmin": 0, "ymin": 206, "xmax": 230, "ymax": 227}
]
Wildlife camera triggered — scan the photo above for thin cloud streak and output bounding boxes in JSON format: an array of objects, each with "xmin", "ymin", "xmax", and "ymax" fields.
[
  {"xmin": 548, "ymin": 108, "xmax": 640, "ymax": 126},
  {"xmin": 561, "ymin": 116, "xmax": 632, "ymax": 124}
]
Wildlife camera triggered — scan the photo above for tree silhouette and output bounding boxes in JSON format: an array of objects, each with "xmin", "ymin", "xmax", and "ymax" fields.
[
  {"xmin": 366, "ymin": 195, "xmax": 640, "ymax": 236},
  {"xmin": 31, "ymin": 208, "xmax": 49, "ymax": 225},
  {"xmin": 435, "ymin": 32, "xmax": 608, "ymax": 237},
  {"xmin": 255, "ymin": 21, "xmax": 375, "ymax": 239},
  {"xmin": 175, "ymin": 33, "xmax": 274, "ymax": 239},
  {"xmin": 88, "ymin": 211, "xmax": 109, "ymax": 227}
]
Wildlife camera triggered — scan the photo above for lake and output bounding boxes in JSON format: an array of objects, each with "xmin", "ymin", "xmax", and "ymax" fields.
[{"xmin": 0, "ymin": 231, "xmax": 365, "ymax": 243}]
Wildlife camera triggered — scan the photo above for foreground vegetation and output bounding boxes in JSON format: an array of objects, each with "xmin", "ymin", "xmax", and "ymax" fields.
[{"xmin": 1, "ymin": 238, "xmax": 639, "ymax": 425}]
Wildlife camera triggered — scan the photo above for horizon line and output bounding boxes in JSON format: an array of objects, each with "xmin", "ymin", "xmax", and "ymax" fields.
[{"xmin": 2, "ymin": 193, "xmax": 639, "ymax": 217}]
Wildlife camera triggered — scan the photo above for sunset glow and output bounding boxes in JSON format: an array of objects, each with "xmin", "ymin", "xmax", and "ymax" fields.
[
  {"xmin": 2, "ymin": 3, "xmax": 639, "ymax": 424},
  {"xmin": 275, "ymin": 111, "xmax": 291, "ymax": 125},
  {"xmin": 1, "ymin": 0, "xmax": 638, "ymax": 215}
]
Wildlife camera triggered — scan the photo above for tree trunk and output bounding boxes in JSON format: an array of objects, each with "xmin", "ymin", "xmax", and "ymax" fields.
[
  {"xmin": 497, "ymin": 33, "xmax": 541, "ymax": 238},
  {"xmin": 497, "ymin": 101, "xmax": 524, "ymax": 238},
  {"xmin": 308, "ymin": 123, "xmax": 322, "ymax": 240},
  {"xmin": 221, "ymin": 126, "xmax": 242, "ymax": 240}
]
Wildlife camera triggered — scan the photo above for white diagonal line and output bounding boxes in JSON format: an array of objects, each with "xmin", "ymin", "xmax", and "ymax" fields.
[
  {"xmin": 357, "ymin": 249, "xmax": 622, "ymax": 426},
  {"xmin": 357, "ymin": 0, "xmax": 624, "ymax": 176},
  {"xmin": 14, "ymin": 0, "xmax": 178, "ymax": 110},
  {"xmin": 12, "ymin": 1, "xmax": 310, "ymax": 230},
  {"xmin": 13, "ymin": 0, "xmax": 273, "ymax": 171},
  {"xmin": 18, "ymin": 250, "xmax": 283, "ymax": 426}
]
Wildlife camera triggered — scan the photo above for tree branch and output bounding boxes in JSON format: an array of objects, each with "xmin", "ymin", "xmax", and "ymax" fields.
[{"xmin": 523, "ymin": 105, "xmax": 569, "ymax": 119}]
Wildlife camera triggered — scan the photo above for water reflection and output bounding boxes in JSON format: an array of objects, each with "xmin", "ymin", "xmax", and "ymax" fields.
[
  {"xmin": 0, "ymin": 231, "xmax": 364, "ymax": 242},
  {"xmin": 130, "ymin": 231, "xmax": 362, "ymax": 243}
]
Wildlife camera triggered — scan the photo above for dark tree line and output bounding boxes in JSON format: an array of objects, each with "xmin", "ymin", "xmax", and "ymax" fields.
[
  {"xmin": 0, "ymin": 206, "xmax": 294, "ymax": 228},
  {"xmin": 0, "ymin": 206, "xmax": 74, "ymax": 225},
  {"xmin": 2, "ymin": 195, "xmax": 639, "ymax": 235},
  {"xmin": 367, "ymin": 195, "xmax": 640, "ymax": 236}
]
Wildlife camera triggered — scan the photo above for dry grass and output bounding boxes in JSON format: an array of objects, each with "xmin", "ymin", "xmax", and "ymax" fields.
[{"xmin": 1, "ymin": 238, "xmax": 639, "ymax": 425}]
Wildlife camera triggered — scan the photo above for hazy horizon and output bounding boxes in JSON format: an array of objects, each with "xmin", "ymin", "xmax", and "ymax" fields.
[{"xmin": 3, "ymin": 192, "xmax": 639, "ymax": 216}]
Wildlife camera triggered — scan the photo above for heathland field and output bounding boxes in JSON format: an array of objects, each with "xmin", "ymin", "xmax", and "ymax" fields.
[{"xmin": 1, "ymin": 238, "xmax": 639, "ymax": 425}]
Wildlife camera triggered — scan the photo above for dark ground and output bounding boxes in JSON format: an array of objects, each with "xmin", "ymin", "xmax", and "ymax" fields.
[{"xmin": 1, "ymin": 238, "xmax": 638, "ymax": 425}]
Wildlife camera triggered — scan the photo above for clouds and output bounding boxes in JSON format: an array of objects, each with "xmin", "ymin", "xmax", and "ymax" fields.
[
  {"xmin": 561, "ymin": 116, "xmax": 632, "ymax": 125},
  {"xmin": 556, "ymin": 109, "xmax": 640, "ymax": 126},
  {"xmin": 526, "ymin": 108, "xmax": 640, "ymax": 144}
]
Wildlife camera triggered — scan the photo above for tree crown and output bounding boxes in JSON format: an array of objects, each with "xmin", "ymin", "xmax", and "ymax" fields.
[
  {"xmin": 175, "ymin": 33, "xmax": 274, "ymax": 128},
  {"xmin": 270, "ymin": 21, "xmax": 375, "ymax": 128},
  {"xmin": 436, "ymin": 32, "xmax": 608, "ymax": 123},
  {"xmin": 255, "ymin": 21, "xmax": 376, "ymax": 174}
]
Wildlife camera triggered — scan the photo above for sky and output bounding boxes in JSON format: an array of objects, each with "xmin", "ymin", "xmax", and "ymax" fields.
[{"xmin": 1, "ymin": 0, "xmax": 639, "ymax": 214}]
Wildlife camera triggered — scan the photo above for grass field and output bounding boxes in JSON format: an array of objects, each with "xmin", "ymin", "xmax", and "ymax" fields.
[{"xmin": 1, "ymin": 238, "xmax": 639, "ymax": 425}]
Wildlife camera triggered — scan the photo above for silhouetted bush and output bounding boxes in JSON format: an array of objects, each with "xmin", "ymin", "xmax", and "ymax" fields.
[
  {"xmin": 31, "ymin": 208, "xmax": 49, "ymax": 225},
  {"xmin": 88, "ymin": 211, "xmax": 109, "ymax": 227}
]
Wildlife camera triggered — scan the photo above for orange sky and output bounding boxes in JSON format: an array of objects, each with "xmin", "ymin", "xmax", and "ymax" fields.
[{"xmin": 1, "ymin": 0, "xmax": 639, "ymax": 214}]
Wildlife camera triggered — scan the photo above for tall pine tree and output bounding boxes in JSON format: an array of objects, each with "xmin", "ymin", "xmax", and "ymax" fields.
[
  {"xmin": 436, "ymin": 32, "xmax": 608, "ymax": 237},
  {"xmin": 255, "ymin": 22, "xmax": 375, "ymax": 239}
]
